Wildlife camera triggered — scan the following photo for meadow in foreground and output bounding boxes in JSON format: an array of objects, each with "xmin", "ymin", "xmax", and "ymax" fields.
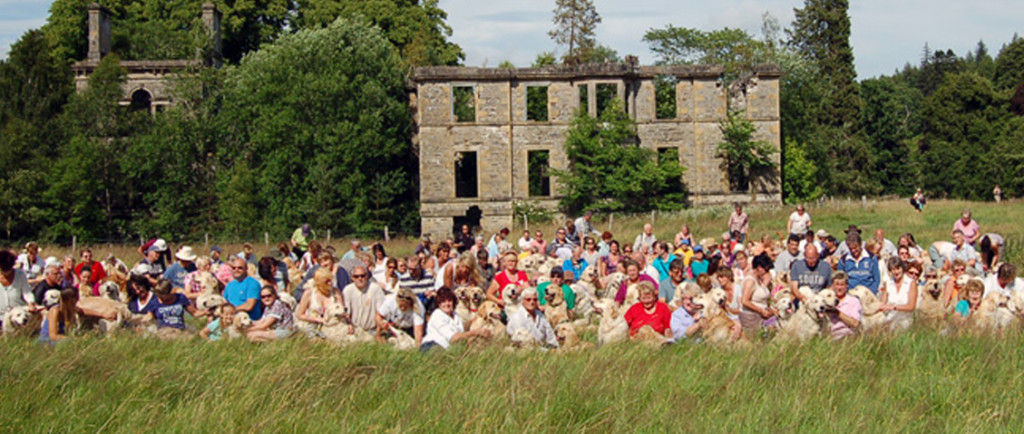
[{"xmin": 0, "ymin": 329, "xmax": 1020, "ymax": 433}]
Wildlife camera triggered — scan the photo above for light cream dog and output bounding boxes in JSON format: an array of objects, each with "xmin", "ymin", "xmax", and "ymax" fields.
[
  {"xmin": 554, "ymin": 323, "xmax": 593, "ymax": 351},
  {"xmin": 469, "ymin": 300, "xmax": 506, "ymax": 343},
  {"xmin": 543, "ymin": 285, "xmax": 570, "ymax": 327},
  {"xmin": 594, "ymin": 298, "xmax": 628, "ymax": 346}
]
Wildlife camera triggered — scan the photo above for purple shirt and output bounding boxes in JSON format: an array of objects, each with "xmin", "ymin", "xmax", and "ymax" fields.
[
  {"xmin": 615, "ymin": 274, "xmax": 659, "ymax": 304},
  {"xmin": 953, "ymin": 219, "xmax": 980, "ymax": 244},
  {"xmin": 829, "ymin": 295, "xmax": 861, "ymax": 340}
]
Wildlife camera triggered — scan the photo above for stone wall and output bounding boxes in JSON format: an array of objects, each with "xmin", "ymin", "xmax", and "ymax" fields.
[{"xmin": 413, "ymin": 62, "xmax": 782, "ymax": 237}]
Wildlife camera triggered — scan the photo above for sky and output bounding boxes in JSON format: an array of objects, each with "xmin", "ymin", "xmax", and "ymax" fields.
[{"xmin": 2, "ymin": 0, "xmax": 1022, "ymax": 79}]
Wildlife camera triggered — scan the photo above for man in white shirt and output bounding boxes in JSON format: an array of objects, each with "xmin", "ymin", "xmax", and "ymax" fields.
[
  {"xmin": 787, "ymin": 205, "xmax": 812, "ymax": 237},
  {"xmin": 984, "ymin": 264, "xmax": 1023, "ymax": 297},
  {"xmin": 634, "ymin": 223, "xmax": 657, "ymax": 255},
  {"xmin": 505, "ymin": 287, "xmax": 559, "ymax": 348},
  {"xmin": 343, "ymin": 266, "xmax": 386, "ymax": 332},
  {"xmin": 574, "ymin": 211, "xmax": 601, "ymax": 238}
]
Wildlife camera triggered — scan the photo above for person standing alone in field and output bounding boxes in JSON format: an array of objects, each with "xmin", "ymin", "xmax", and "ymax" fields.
[
  {"xmin": 728, "ymin": 203, "xmax": 749, "ymax": 243},
  {"xmin": 787, "ymin": 205, "xmax": 811, "ymax": 238},
  {"xmin": 993, "ymin": 185, "xmax": 1002, "ymax": 203}
]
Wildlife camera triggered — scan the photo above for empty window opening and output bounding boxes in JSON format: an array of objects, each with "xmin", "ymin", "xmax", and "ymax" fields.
[
  {"xmin": 130, "ymin": 89, "xmax": 152, "ymax": 112},
  {"xmin": 655, "ymin": 75, "xmax": 678, "ymax": 119},
  {"xmin": 526, "ymin": 86, "xmax": 549, "ymax": 121},
  {"xmin": 578, "ymin": 84, "xmax": 589, "ymax": 114},
  {"xmin": 657, "ymin": 147, "xmax": 679, "ymax": 166},
  {"xmin": 528, "ymin": 150, "xmax": 551, "ymax": 197},
  {"xmin": 455, "ymin": 151, "xmax": 478, "ymax": 198},
  {"xmin": 452, "ymin": 206, "xmax": 483, "ymax": 236},
  {"xmin": 452, "ymin": 86, "xmax": 475, "ymax": 123},
  {"xmin": 596, "ymin": 83, "xmax": 617, "ymax": 115}
]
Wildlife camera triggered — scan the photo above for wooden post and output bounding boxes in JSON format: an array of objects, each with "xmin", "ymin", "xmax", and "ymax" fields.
[
  {"xmin": 384, "ymin": 226, "xmax": 390, "ymax": 242},
  {"xmin": 204, "ymin": 233, "xmax": 209, "ymax": 249},
  {"xmin": 72, "ymin": 236, "xmax": 76, "ymax": 253},
  {"xmin": 264, "ymin": 232, "xmax": 269, "ymax": 246},
  {"xmin": 651, "ymin": 210, "xmax": 656, "ymax": 224},
  {"xmin": 327, "ymin": 229, "xmax": 331, "ymax": 244},
  {"xmin": 609, "ymin": 214, "xmax": 614, "ymax": 232},
  {"xmin": 524, "ymin": 214, "xmax": 529, "ymax": 232}
]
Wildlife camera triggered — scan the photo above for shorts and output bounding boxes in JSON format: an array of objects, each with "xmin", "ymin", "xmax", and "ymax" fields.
[{"xmin": 274, "ymin": 328, "xmax": 294, "ymax": 339}]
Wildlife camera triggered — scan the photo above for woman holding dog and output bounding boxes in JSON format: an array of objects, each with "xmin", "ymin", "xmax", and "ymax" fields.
[
  {"xmin": 623, "ymin": 282, "xmax": 673, "ymax": 338},
  {"xmin": 247, "ymin": 286, "xmax": 294, "ymax": 342},
  {"xmin": 739, "ymin": 253, "xmax": 775, "ymax": 336},
  {"xmin": 375, "ymin": 288, "xmax": 424, "ymax": 347},
  {"xmin": 39, "ymin": 287, "xmax": 117, "ymax": 345},
  {"xmin": 420, "ymin": 287, "xmax": 492, "ymax": 351},
  {"xmin": 295, "ymin": 267, "xmax": 344, "ymax": 333},
  {"xmin": 826, "ymin": 272, "xmax": 861, "ymax": 340},
  {"xmin": 486, "ymin": 251, "xmax": 529, "ymax": 307},
  {"xmin": 878, "ymin": 257, "xmax": 918, "ymax": 332}
]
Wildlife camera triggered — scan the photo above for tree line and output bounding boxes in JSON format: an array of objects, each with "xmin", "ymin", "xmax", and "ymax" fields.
[{"xmin": 2, "ymin": 0, "xmax": 1022, "ymax": 244}]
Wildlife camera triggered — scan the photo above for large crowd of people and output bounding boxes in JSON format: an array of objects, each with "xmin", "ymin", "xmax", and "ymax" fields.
[{"xmin": 1, "ymin": 204, "xmax": 1021, "ymax": 351}]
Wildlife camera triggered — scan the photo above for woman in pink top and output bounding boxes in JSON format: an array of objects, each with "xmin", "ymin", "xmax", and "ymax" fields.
[{"xmin": 827, "ymin": 271, "xmax": 861, "ymax": 340}]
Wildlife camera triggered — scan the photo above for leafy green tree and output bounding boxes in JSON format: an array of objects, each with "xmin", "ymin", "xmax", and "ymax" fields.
[
  {"xmin": 994, "ymin": 38, "xmax": 1024, "ymax": 91},
  {"xmin": 48, "ymin": 54, "xmax": 148, "ymax": 241},
  {"xmin": 787, "ymin": 0, "xmax": 861, "ymax": 130},
  {"xmin": 293, "ymin": 0, "xmax": 464, "ymax": 66},
  {"xmin": 0, "ymin": 30, "xmax": 73, "ymax": 240},
  {"xmin": 860, "ymin": 76, "xmax": 922, "ymax": 195},
  {"xmin": 548, "ymin": 0, "xmax": 601, "ymax": 65},
  {"xmin": 717, "ymin": 110, "xmax": 776, "ymax": 193},
  {"xmin": 551, "ymin": 101, "xmax": 686, "ymax": 214},
  {"xmin": 919, "ymin": 72, "xmax": 1007, "ymax": 198},
  {"xmin": 219, "ymin": 18, "xmax": 416, "ymax": 235},
  {"xmin": 781, "ymin": 139, "xmax": 823, "ymax": 203},
  {"xmin": 643, "ymin": 26, "xmax": 765, "ymax": 80},
  {"xmin": 532, "ymin": 52, "xmax": 556, "ymax": 67}
]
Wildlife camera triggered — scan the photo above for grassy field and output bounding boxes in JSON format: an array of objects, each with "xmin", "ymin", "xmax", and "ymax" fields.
[
  {"xmin": 31, "ymin": 198, "xmax": 1024, "ymax": 266},
  {"xmin": 4, "ymin": 199, "xmax": 1023, "ymax": 432},
  {"xmin": 1, "ymin": 330, "xmax": 1022, "ymax": 432}
]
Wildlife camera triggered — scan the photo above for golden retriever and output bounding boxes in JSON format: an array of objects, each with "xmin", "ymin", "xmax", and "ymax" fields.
[
  {"xmin": 469, "ymin": 300, "xmax": 506, "ymax": 342},
  {"xmin": 594, "ymin": 298, "xmax": 628, "ymax": 346},
  {"xmin": 543, "ymin": 285, "xmax": 570, "ymax": 327},
  {"xmin": 554, "ymin": 323, "xmax": 593, "ymax": 351}
]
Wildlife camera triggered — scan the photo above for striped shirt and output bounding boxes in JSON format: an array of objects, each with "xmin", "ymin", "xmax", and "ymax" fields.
[{"xmin": 400, "ymin": 272, "xmax": 436, "ymax": 295}]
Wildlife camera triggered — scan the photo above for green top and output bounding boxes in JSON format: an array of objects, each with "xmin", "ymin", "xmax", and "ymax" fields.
[
  {"xmin": 537, "ymin": 282, "xmax": 576, "ymax": 311},
  {"xmin": 291, "ymin": 227, "xmax": 313, "ymax": 250}
]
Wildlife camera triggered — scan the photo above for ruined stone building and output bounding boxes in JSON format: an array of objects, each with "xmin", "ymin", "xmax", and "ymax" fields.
[
  {"xmin": 409, "ymin": 60, "xmax": 781, "ymax": 238},
  {"xmin": 71, "ymin": 3, "xmax": 222, "ymax": 112}
]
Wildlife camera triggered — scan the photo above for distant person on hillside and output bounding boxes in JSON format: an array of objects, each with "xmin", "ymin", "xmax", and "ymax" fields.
[
  {"xmin": 993, "ymin": 184, "xmax": 1002, "ymax": 203},
  {"xmin": 728, "ymin": 203, "xmax": 749, "ymax": 243},
  {"xmin": 787, "ymin": 204, "xmax": 812, "ymax": 238},
  {"xmin": 952, "ymin": 210, "xmax": 980, "ymax": 247},
  {"xmin": 910, "ymin": 188, "xmax": 926, "ymax": 212},
  {"xmin": 290, "ymin": 223, "xmax": 314, "ymax": 258}
]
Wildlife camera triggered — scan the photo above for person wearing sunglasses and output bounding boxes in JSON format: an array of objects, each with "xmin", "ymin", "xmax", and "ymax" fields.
[
  {"xmin": 505, "ymin": 287, "xmax": 558, "ymax": 348},
  {"xmin": 375, "ymin": 288, "xmax": 424, "ymax": 346},
  {"xmin": 343, "ymin": 266, "xmax": 386, "ymax": 334},
  {"xmin": 224, "ymin": 257, "xmax": 263, "ymax": 320},
  {"xmin": 247, "ymin": 286, "xmax": 294, "ymax": 342}
]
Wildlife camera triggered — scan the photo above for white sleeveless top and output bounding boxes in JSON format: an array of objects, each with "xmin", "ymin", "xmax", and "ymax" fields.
[
  {"xmin": 740, "ymin": 276, "xmax": 770, "ymax": 312},
  {"xmin": 885, "ymin": 276, "xmax": 913, "ymax": 307}
]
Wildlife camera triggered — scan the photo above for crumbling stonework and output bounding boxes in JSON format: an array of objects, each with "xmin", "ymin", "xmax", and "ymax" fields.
[
  {"xmin": 71, "ymin": 3, "xmax": 221, "ymax": 113},
  {"xmin": 410, "ymin": 61, "xmax": 782, "ymax": 238}
]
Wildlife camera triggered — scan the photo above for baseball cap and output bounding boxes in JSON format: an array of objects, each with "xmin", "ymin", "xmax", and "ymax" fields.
[{"xmin": 210, "ymin": 245, "xmax": 223, "ymax": 253}]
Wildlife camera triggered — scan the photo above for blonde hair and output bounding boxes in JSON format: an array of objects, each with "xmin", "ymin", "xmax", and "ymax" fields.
[
  {"xmin": 636, "ymin": 281, "xmax": 658, "ymax": 298},
  {"xmin": 455, "ymin": 252, "xmax": 483, "ymax": 287},
  {"xmin": 961, "ymin": 279, "xmax": 984, "ymax": 301},
  {"xmin": 313, "ymin": 267, "xmax": 333, "ymax": 296}
]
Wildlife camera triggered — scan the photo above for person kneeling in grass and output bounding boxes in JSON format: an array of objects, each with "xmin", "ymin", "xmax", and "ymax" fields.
[
  {"xmin": 142, "ymin": 278, "xmax": 206, "ymax": 339},
  {"xmin": 247, "ymin": 286, "xmax": 294, "ymax": 342},
  {"xmin": 39, "ymin": 287, "xmax": 118, "ymax": 345}
]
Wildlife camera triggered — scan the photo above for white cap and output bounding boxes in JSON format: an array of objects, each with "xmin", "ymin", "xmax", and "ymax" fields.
[
  {"xmin": 132, "ymin": 263, "xmax": 152, "ymax": 276},
  {"xmin": 175, "ymin": 246, "xmax": 197, "ymax": 262},
  {"xmin": 152, "ymin": 239, "xmax": 168, "ymax": 252}
]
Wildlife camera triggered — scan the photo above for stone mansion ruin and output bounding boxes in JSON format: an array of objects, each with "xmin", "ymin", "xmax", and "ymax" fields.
[
  {"xmin": 410, "ymin": 60, "xmax": 782, "ymax": 238},
  {"xmin": 72, "ymin": 3, "xmax": 222, "ymax": 112}
]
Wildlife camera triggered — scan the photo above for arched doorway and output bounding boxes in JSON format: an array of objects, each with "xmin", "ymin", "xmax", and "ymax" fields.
[
  {"xmin": 130, "ymin": 89, "xmax": 152, "ymax": 112},
  {"xmin": 452, "ymin": 205, "xmax": 482, "ymax": 236}
]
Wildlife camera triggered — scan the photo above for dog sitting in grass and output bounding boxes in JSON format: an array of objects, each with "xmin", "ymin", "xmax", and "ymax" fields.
[
  {"xmin": 594, "ymin": 298, "xmax": 628, "ymax": 346},
  {"xmin": 469, "ymin": 300, "xmax": 506, "ymax": 343}
]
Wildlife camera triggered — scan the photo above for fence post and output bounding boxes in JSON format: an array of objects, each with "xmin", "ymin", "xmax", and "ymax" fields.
[
  {"xmin": 205, "ymin": 233, "xmax": 209, "ymax": 249},
  {"xmin": 264, "ymin": 232, "xmax": 269, "ymax": 247},
  {"xmin": 651, "ymin": 210, "xmax": 656, "ymax": 224},
  {"xmin": 384, "ymin": 226, "xmax": 390, "ymax": 242},
  {"xmin": 326, "ymin": 229, "xmax": 331, "ymax": 245},
  {"xmin": 72, "ymin": 236, "xmax": 76, "ymax": 253},
  {"xmin": 609, "ymin": 214, "xmax": 614, "ymax": 232}
]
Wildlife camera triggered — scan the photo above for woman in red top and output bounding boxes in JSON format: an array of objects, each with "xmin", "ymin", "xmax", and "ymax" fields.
[
  {"xmin": 486, "ymin": 251, "xmax": 529, "ymax": 307},
  {"xmin": 623, "ymin": 282, "xmax": 673, "ymax": 338}
]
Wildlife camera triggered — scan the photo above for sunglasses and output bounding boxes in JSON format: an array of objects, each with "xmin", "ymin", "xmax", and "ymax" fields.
[
  {"xmin": 232, "ymin": 266, "xmax": 246, "ymax": 270},
  {"xmin": 353, "ymin": 274, "xmax": 368, "ymax": 278},
  {"xmin": 260, "ymin": 293, "xmax": 274, "ymax": 298},
  {"xmin": 397, "ymin": 295, "xmax": 414, "ymax": 301},
  {"xmin": 522, "ymin": 297, "xmax": 538, "ymax": 301}
]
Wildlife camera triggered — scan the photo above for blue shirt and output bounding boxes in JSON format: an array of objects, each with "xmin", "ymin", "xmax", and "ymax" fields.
[
  {"xmin": 561, "ymin": 258, "xmax": 588, "ymax": 281},
  {"xmin": 143, "ymin": 293, "xmax": 191, "ymax": 329},
  {"xmin": 670, "ymin": 307, "xmax": 697, "ymax": 341},
  {"xmin": 225, "ymin": 276, "xmax": 263, "ymax": 320},
  {"xmin": 690, "ymin": 260, "xmax": 709, "ymax": 278},
  {"xmin": 653, "ymin": 255, "xmax": 675, "ymax": 281},
  {"xmin": 837, "ymin": 252, "xmax": 880, "ymax": 294},
  {"xmin": 163, "ymin": 262, "xmax": 196, "ymax": 290}
]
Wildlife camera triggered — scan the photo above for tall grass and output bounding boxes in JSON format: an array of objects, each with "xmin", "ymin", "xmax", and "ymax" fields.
[{"xmin": 1, "ymin": 330, "xmax": 1022, "ymax": 432}]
